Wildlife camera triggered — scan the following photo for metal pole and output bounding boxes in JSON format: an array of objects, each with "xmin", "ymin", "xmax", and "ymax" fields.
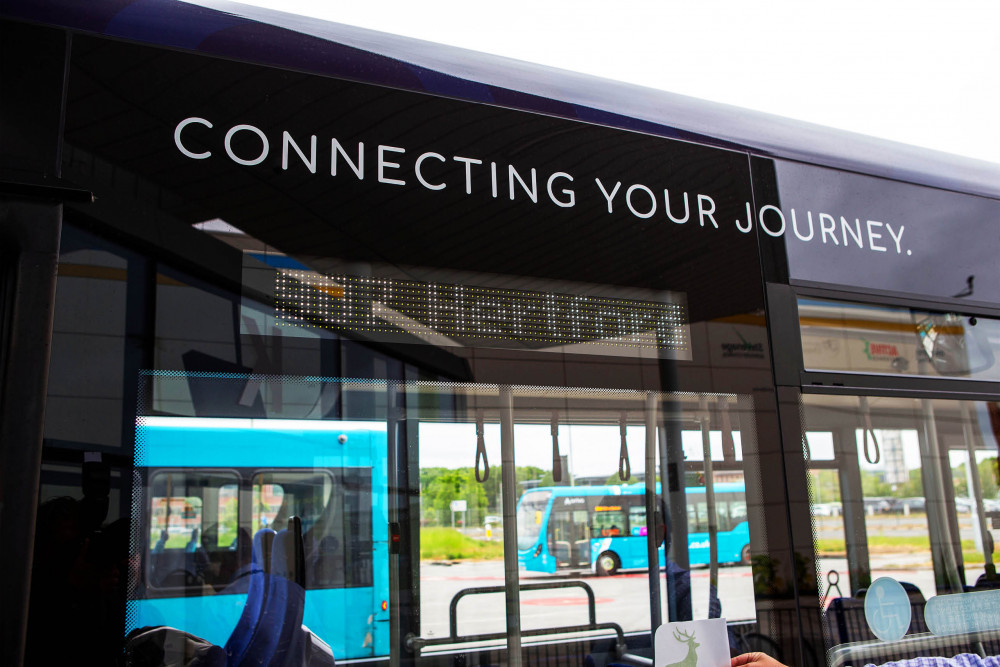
[
  {"xmin": 699, "ymin": 397, "xmax": 719, "ymax": 612},
  {"xmin": 499, "ymin": 385, "xmax": 522, "ymax": 665},
  {"xmin": 962, "ymin": 402, "xmax": 995, "ymax": 577},
  {"xmin": 644, "ymin": 392, "xmax": 662, "ymax": 637},
  {"xmin": 918, "ymin": 398, "xmax": 964, "ymax": 593},
  {"xmin": 387, "ymin": 387, "xmax": 401, "ymax": 667}
]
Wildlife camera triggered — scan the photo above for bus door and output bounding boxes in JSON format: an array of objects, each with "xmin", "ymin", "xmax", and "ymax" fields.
[{"xmin": 548, "ymin": 503, "xmax": 590, "ymax": 569}]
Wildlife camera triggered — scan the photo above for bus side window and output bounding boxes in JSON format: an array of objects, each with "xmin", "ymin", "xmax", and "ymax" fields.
[
  {"xmin": 729, "ymin": 499, "xmax": 748, "ymax": 526},
  {"xmin": 715, "ymin": 496, "xmax": 732, "ymax": 532},
  {"xmin": 628, "ymin": 505, "xmax": 647, "ymax": 537},
  {"xmin": 252, "ymin": 470, "xmax": 374, "ymax": 590},
  {"xmin": 593, "ymin": 510, "xmax": 625, "ymax": 537},
  {"xmin": 146, "ymin": 471, "xmax": 240, "ymax": 590},
  {"xmin": 688, "ymin": 502, "xmax": 709, "ymax": 533}
]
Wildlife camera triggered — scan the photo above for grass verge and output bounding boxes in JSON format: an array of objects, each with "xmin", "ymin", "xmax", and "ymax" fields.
[
  {"xmin": 420, "ymin": 527, "xmax": 504, "ymax": 561},
  {"xmin": 817, "ymin": 535, "xmax": 981, "ymax": 559}
]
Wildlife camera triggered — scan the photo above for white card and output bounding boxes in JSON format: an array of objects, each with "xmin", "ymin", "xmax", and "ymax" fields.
[{"xmin": 654, "ymin": 619, "xmax": 730, "ymax": 667}]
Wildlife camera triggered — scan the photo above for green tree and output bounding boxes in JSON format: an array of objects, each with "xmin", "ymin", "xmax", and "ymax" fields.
[
  {"xmin": 861, "ymin": 470, "xmax": 891, "ymax": 497},
  {"xmin": 979, "ymin": 457, "xmax": 999, "ymax": 499},
  {"xmin": 897, "ymin": 469, "xmax": 923, "ymax": 499},
  {"xmin": 953, "ymin": 463, "xmax": 969, "ymax": 498},
  {"xmin": 428, "ymin": 469, "xmax": 466, "ymax": 525},
  {"xmin": 808, "ymin": 469, "xmax": 841, "ymax": 503}
]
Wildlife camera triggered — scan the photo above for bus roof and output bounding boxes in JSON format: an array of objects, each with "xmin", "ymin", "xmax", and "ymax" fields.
[
  {"xmin": 5, "ymin": 0, "xmax": 1000, "ymax": 200},
  {"xmin": 136, "ymin": 417, "xmax": 385, "ymax": 467}
]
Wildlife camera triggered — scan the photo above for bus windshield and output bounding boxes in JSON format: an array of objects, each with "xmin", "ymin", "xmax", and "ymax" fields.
[{"xmin": 516, "ymin": 491, "xmax": 551, "ymax": 550}]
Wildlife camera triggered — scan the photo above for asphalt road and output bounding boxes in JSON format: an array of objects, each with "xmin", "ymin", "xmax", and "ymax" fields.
[
  {"xmin": 415, "ymin": 553, "xmax": 993, "ymax": 651},
  {"xmin": 418, "ymin": 560, "xmax": 755, "ymax": 642}
]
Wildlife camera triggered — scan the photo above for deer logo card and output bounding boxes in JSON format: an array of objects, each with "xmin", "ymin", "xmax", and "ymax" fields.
[{"xmin": 655, "ymin": 619, "xmax": 730, "ymax": 667}]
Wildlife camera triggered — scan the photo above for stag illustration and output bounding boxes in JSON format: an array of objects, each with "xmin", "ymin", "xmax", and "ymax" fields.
[{"xmin": 663, "ymin": 628, "xmax": 700, "ymax": 667}]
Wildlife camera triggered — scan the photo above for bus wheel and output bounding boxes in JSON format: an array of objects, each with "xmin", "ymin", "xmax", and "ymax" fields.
[
  {"xmin": 597, "ymin": 552, "xmax": 619, "ymax": 576},
  {"xmin": 740, "ymin": 544, "xmax": 751, "ymax": 566}
]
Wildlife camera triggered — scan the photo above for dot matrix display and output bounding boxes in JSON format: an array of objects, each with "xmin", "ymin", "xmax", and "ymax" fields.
[{"xmin": 274, "ymin": 271, "xmax": 690, "ymax": 358}]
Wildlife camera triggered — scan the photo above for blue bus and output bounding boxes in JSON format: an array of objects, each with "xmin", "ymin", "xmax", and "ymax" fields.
[
  {"xmin": 517, "ymin": 483, "xmax": 749, "ymax": 576},
  {"xmin": 128, "ymin": 417, "xmax": 390, "ymax": 660}
]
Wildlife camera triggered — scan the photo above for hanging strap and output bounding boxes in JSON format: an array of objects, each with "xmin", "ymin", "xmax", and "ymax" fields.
[
  {"xmin": 860, "ymin": 396, "xmax": 881, "ymax": 464},
  {"xmin": 821, "ymin": 569, "xmax": 844, "ymax": 609},
  {"xmin": 618, "ymin": 411, "xmax": 631, "ymax": 482},
  {"xmin": 475, "ymin": 410, "xmax": 490, "ymax": 483},
  {"xmin": 551, "ymin": 412, "xmax": 562, "ymax": 483}
]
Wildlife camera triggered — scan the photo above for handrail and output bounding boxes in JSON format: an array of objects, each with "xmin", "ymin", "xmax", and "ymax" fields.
[
  {"xmin": 405, "ymin": 580, "xmax": 626, "ymax": 657},
  {"xmin": 827, "ymin": 630, "xmax": 1000, "ymax": 667},
  {"xmin": 449, "ymin": 582, "xmax": 597, "ymax": 638}
]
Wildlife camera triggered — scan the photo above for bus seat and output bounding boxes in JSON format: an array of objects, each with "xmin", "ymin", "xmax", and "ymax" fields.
[
  {"xmin": 126, "ymin": 625, "xmax": 227, "ymax": 667},
  {"xmin": 825, "ymin": 582, "xmax": 927, "ymax": 644},
  {"xmin": 303, "ymin": 626, "xmax": 336, "ymax": 666},
  {"xmin": 974, "ymin": 574, "xmax": 1000, "ymax": 590},
  {"xmin": 224, "ymin": 528, "xmax": 275, "ymax": 666},
  {"xmin": 237, "ymin": 527, "xmax": 308, "ymax": 666},
  {"xmin": 825, "ymin": 596, "xmax": 868, "ymax": 646},
  {"xmin": 153, "ymin": 529, "xmax": 169, "ymax": 554}
]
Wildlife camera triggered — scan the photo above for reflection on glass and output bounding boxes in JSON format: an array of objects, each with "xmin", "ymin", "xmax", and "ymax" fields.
[
  {"xmin": 132, "ymin": 415, "xmax": 386, "ymax": 658},
  {"xmin": 799, "ymin": 298, "xmax": 1000, "ymax": 381},
  {"xmin": 804, "ymin": 395, "xmax": 1000, "ymax": 664}
]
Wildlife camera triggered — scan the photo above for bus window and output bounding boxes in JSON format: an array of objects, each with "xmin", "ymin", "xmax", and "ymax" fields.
[
  {"xmin": 252, "ymin": 470, "xmax": 373, "ymax": 589},
  {"xmin": 803, "ymin": 395, "xmax": 1000, "ymax": 662},
  {"xmin": 712, "ymin": 494, "xmax": 742, "ymax": 532},
  {"xmin": 629, "ymin": 505, "xmax": 648, "ymax": 537},
  {"xmin": 146, "ymin": 471, "xmax": 240, "ymax": 590},
  {"xmin": 592, "ymin": 507, "xmax": 625, "ymax": 537},
  {"xmin": 252, "ymin": 480, "xmax": 282, "ymax": 531},
  {"xmin": 729, "ymin": 499, "xmax": 748, "ymax": 527},
  {"xmin": 516, "ymin": 491, "xmax": 551, "ymax": 551},
  {"xmin": 688, "ymin": 501, "xmax": 709, "ymax": 533}
]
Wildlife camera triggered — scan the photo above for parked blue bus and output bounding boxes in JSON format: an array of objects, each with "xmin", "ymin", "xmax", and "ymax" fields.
[
  {"xmin": 128, "ymin": 417, "xmax": 390, "ymax": 660},
  {"xmin": 517, "ymin": 483, "xmax": 749, "ymax": 575}
]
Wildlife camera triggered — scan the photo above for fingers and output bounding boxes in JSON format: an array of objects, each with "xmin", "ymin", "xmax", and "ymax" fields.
[
  {"xmin": 731, "ymin": 652, "xmax": 787, "ymax": 667},
  {"xmin": 731, "ymin": 653, "xmax": 760, "ymax": 667}
]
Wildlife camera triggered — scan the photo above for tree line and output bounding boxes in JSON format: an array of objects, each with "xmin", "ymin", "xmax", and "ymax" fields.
[
  {"xmin": 420, "ymin": 465, "xmax": 557, "ymax": 526},
  {"xmin": 809, "ymin": 457, "xmax": 999, "ymax": 505}
]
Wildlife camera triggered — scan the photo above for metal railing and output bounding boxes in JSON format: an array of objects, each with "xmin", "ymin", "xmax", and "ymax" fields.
[{"xmin": 405, "ymin": 580, "xmax": 627, "ymax": 658}]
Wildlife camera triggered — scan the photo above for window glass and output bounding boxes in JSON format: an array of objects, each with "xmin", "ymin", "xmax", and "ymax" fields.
[
  {"xmin": 29, "ymin": 30, "xmax": 786, "ymax": 667},
  {"xmin": 516, "ymin": 491, "xmax": 551, "ymax": 550},
  {"xmin": 593, "ymin": 507, "xmax": 626, "ymax": 537},
  {"xmin": 629, "ymin": 505, "xmax": 648, "ymax": 536},
  {"xmin": 802, "ymin": 395, "xmax": 1000, "ymax": 665},
  {"xmin": 800, "ymin": 297, "xmax": 1000, "ymax": 382},
  {"xmin": 252, "ymin": 470, "xmax": 373, "ymax": 589},
  {"xmin": 145, "ymin": 471, "xmax": 240, "ymax": 590}
]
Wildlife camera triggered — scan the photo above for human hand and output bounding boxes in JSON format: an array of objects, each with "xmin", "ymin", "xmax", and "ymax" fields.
[{"xmin": 731, "ymin": 652, "xmax": 790, "ymax": 667}]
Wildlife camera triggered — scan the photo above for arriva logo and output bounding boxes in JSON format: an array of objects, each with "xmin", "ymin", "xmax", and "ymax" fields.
[{"xmin": 864, "ymin": 340, "xmax": 900, "ymax": 360}]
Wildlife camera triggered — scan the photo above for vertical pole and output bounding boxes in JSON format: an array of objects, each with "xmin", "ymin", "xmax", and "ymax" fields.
[
  {"xmin": 662, "ymin": 413, "xmax": 690, "ymax": 621},
  {"xmin": 919, "ymin": 399, "xmax": 965, "ymax": 593},
  {"xmin": 499, "ymin": 385, "xmax": 522, "ymax": 665},
  {"xmin": 962, "ymin": 402, "xmax": 994, "ymax": 576},
  {"xmin": 386, "ymin": 386, "xmax": 401, "ymax": 667},
  {"xmin": 699, "ymin": 397, "xmax": 719, "ymax": 612},
  {"xmin": 836, "ymin": 426, "xmax": 871, "ymax": 594},
  {"xmin": 644, "ymin": 392, "xmax": 662, "ymax": 637}
]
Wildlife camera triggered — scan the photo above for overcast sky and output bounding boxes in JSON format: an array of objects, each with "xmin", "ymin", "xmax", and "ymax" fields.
[{"xmin": 228, "ymin": 0, "xmax": 1000, "ymax": 166}]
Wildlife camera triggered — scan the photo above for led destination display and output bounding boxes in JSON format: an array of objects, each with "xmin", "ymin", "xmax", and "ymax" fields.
[{"xmin": 274, "ymin": 270, "xmax": 690, "ymax": 357}]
